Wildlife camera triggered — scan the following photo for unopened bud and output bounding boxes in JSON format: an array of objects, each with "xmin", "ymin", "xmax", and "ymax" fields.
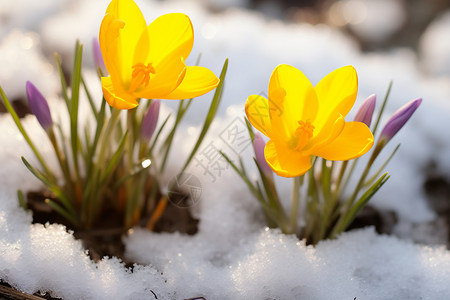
[
  {"xmin": 379, "ymin": 98, "xmax": 422, "ymax": 144},
  {"xmin": 26, "ymin": 81, "xmax": 53, "ymax": 131},
  {"xmin": 253, "ymin": 132, "xmax": 272, "ymax": 176},
  {"xmin": 93, "ymin": 37, "xmax": 107, "ymax": 76},
  {"xmin": 141, "ymin": 100, "xmax": 160, "ymax": 141},
  {"xmin": 354, "ymin": 94, "xmax": 376, "ymax": 127}
]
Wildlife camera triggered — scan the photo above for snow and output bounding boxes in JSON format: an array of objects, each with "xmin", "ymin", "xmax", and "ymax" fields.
[
  {"xmin": 1, "ymin": 0, "xmax": 450, "ymax": 299},
  {"xmin": 419, "ymin": 10, "xmax": 450, "ymax": 77}
]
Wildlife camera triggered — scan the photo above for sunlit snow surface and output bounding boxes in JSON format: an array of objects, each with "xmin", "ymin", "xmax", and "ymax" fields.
[{"xmin": 1, "ymin": 0, "xmax": 450, "ymax": 299}]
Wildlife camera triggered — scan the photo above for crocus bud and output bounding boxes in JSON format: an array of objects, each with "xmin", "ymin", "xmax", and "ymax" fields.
[
  {"xmin": 379, "ymin": 98, "xmax": 422, "ymax": 144},
  {"xmin": 354, "ymin": 94, "xmax": 376, "ymax": 127},
  {"xmin": 26, "ymin": 81, "xmax": 53, "ymax": 131},
  {"xmin": 253, "ymin": 132, "xmax": 272, "ymax": 176},
  {"xmin": 92, "ymin": 37, "xmax": 107, "ymax": 76},
  {"xmin": 141, "ymin": 100, "xmax": 160, "ymax": 141}
]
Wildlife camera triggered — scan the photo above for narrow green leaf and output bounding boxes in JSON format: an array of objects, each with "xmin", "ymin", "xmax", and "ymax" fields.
[
  {"xmin": 55, "ymin": 124, "xmax": 72, "ymax": 180},
  {"xmin": 255, "ymin": 160, "xmax": 288, "ymax": 229},
  {"xmin": 244, "ymin": 117, "xmax": 255, "ymax": 141},
  {"xmin": 364, "ymin": 144, "xmax": 400, "ymax": 187},
  {"xmin": 334, "ymin": 172, "xmax": 390, "ymax": 236},
  {"xmin": 81, "ymin": 75, "xmax": 98, "ymax": 118},
  {"xmin": 112, "ymin": 165, "xmax": 147, "ymax": 191},
  {"xmin": 372, "ymin": 81, "xmax": 392, "ymax": 135},
  {"xmin": 255, "ymin": 158, "xmax": 277, "ymax": 205},
  {"xmin": 159, "ymin": 101, "xmax": 186, "ymax": 172},
  {"xmin": 17, "ymin": 190, "xmax": 27, "ymax": 210},
  {"xmin": 180, "ymin": 58, "xmax": 228, "ymax": 173},
  {"xmin": 149, "ymin": 113, "xmax": 171, "ymax": 153},
  {"xmin": 22, "ymin": 156, "xmax": 77, "ymax": 216},
  {"xmin": 53, "ymin": 52, "xmax": 70, "ymax": 108},
  {"xmin": 219, "ymin": 151, "xmax": 261, "ymax": 199},
  {"xmin": 100, "ymin": 131, "xmax": 129, "ymax": 184},
  {"xmin": 0, "ymin": 86, "xmax": 53, "ymax": 177},
  {"xmin": 45, "ymin": 198, "xmax": 79, "ymax": 227},
  {"xmin": 70, "ymin": 41, "xmax": 83, "ymax": 180},
  {"xmin": 21, "ymin": 156, "xmax": 52, "ymax": 187}
]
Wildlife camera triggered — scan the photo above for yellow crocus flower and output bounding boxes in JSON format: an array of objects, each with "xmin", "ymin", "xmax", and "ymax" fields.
[
  {"xmin": 99, "ymin": 0, "xmax": 220, "ymax": 109},
  {"xmin": 245, "ymin": 64, "xmax": 374, "ymax": 177}
]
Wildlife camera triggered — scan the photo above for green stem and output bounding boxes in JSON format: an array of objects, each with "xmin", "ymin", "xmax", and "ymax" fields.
[
  {"xmin": 333, "ymin": 160, "xmax": 348, "ymax": 199},
  {"xmin": 48, "ymin": 129, "xmax": 72, "ymax": 186},
  {"xmin": 289, "ymin": 176, "xmax": 302, "ymax": 234}
]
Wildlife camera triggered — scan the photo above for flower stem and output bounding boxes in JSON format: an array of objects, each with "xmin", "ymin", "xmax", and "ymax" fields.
[{"xmin": 289, "ymin": 176, "xmax": 302, "ymax": 234}]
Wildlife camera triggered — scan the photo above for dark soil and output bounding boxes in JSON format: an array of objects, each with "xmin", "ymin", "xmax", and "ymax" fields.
[
  {"xmin": 26, "ymin": 190, "xmax": 199, "ymax": 265},
  {"xmin": 424, "ymin": 165, "xmax": 450, "ymax": 248},
  {"xmin": 0, "ymin": 98, "xmax": 31, "ymax": 118},
  {"xmin": 347, "ymin": 205, "xmax": 397, "ymax": 235}
]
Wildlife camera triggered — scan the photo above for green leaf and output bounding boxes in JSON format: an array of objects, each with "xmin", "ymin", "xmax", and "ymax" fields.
[
  {"xmin": 70, "ymin": 41, "xmax": 83, "ymax": 179},
  {"xmin": 45, "ymin": 198, "xmax": 79, "ymax": 227},
  {"xmin": 21, "ymin": 156, "xmax": 52, "ymax": 187},
  {"xmin": 254, "ymin": 158, "xmax": 278, "ymax": 209},
  {"xmin": 371, "ymin": 81, "xmax": 392, "ymax": 135},
  {"xmin": 219, "ymin": 151, "xmax": 261, "ymax": 200},
  {"xmin": 364, "ymin": 144, "xmax": 400, "ymax": 187},
  {"xmin": 81, "ymin": 75, "xmax": 98, "ymax": 118},
  {"xmin": 100, "ymin": 131, "xmax": 129, "ymax": 184},
  {"xmin": 159, "ymin": 100, "xmax": 187, "ymax": 172},
  {"xmin": 149, "ymin": 113, "xmax": 171, "ymax": 153},
  {"xmin": 0, "ymin": 86, "xmax": 53, "ymax": 177},
  {"xmin": 180, "ymin": 58, "xmax": 228, "ymax": 174},
  {"xmin": 17, "ymin": 190, "xmax": 27, "ymax": 210},
  {"xmin": 333, "ymin": 172, "xmax": 390, "ymax": 236},
  {"xmin": 22, "ymin": 156, "xmax": 77, "ymax": 217},
  {"xmin": 112, "ymin": 165, "xmax": 147, "ymax": 191},
  {"xmin": 53, "ymin": 52, "xmax": 70, "ymax": 108},
  {"xmin": 244, "ymin": 117, "xmax": 255, "ymax": 141}
]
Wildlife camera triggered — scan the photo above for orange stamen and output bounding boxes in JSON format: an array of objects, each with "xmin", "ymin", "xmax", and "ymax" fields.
[
  {"xmin": 295, "ymin": 120, "xmax": 314, "ymax": 151},
  {"xmin": 129, "ymin": 62, "xmax": 156, "ymax": 92}
]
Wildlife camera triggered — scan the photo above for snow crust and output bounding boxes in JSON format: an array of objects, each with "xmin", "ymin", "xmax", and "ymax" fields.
[{"xmin": 1, "ymin": 0, "xmax": 450, "ymax": 299}]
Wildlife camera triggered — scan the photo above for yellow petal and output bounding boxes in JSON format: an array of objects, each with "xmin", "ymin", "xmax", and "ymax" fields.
[
  {"xmin": 103, "ymin": 0, "xmax": 148, "ymax": 83},
  {"xmin": 147, "ymin": 13, "xmax": 193, "ymax": 66},
  {"xmin": 102, "ymin": 77, "xmax": 138, "ymax": 110},
  {"xmin": 311, "ymin": 121, "xmax": 374, "ymax": 161},
  {"xmin": 265, "ymin": 140, "xmax": 312, "ymax": 177},
  {"xmin": 306, "ymin": 112, "xmax": 345, "ymax": 152},
  {"xmin": 245, "ymin": 94, "xmax": 272, "ymax": 137},
  {"xmin": 268, "ymin": 64, "xmax": 318, "ymax": 142},
  {"xmin": 137, "ymin": 62, "xmax": 187, "ymax": 99},
  {"xmin": 137, "ymin": 14, "xmax": 194, "ymax": 98},
  {"xmin": 314, "ymin": 65, "xmax": 358, "ymax": 131},
  {"xmin": 163, "ymin": 66, "xmax": 219, "ymax": 100},
  {"xmin": 99, "ymin": 14, "xmax": 125, "ymax": 87}
]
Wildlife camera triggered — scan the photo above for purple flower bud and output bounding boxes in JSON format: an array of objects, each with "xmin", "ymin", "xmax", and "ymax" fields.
[
  {"xmin": 354, "ymin": 94, "xmax": 376, "ymax": 127},
  {"xmin": 253, "ymin": 132, "xmax": 272, "ymax": 176},
  {"xmin": 380, "ymin": 98, "xmax": 422, "ymax": 144},
  {"xmin": 141, "ymin": 100, "xmax": 160, "ymax": 141},
  {"xmin": 92, "ymin": 37, "xmax": 107, "ymax": 76},
  {"xmin": 26, "ymin": 81, "xmax": 53, "ymax": 131}
]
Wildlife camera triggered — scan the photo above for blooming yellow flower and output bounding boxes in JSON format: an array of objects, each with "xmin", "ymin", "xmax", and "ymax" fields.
[
  {"xmin": 245, "ymin": 65, "xmax": 374, "ymax": 177},
  {"xmin": 99, "ymin": 0, "xmax": 219, "ymax": 109}
]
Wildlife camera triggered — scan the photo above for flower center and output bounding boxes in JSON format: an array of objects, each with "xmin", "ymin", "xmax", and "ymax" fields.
[
  {"xmin": 295, "ymin": 120, "xmax": 314, "ymax": 151},
  {"xmin": 129, "ymin": 63, "xmax": 156, "ymax": 92}
]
